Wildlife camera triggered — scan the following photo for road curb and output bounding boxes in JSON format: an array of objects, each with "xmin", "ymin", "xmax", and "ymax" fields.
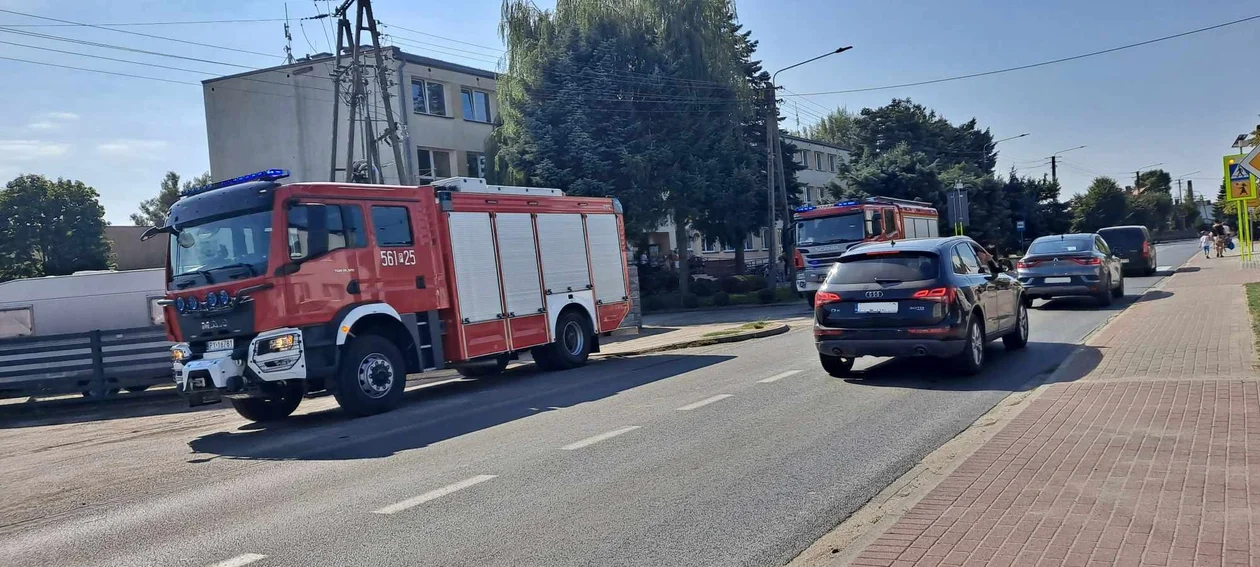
[
  {"xmin": 643, "ymin": 300, "xmax": 806, "ymax": 316},
  {"xmin": 598, "ymin": 322, "xmax": 790, "ymax": 357}
]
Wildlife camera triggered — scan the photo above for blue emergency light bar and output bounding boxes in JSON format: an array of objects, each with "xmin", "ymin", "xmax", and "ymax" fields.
[
  {"xmin": 794, "ymin": 200, "xmax": 860, "ymax": 214},
  {"xmin": 180, "ymin": 169, "xmax": 290, "ymax": 198}
]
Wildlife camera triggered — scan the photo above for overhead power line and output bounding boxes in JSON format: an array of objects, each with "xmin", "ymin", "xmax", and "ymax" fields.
[
  {"xmin": 377, "ymin": 21, "xmax": 504, "ymax": 54},
  {"xmin": 0, "ymin": 27, "xmax": 256, "ymax": 69},
  {"xmin": 0, "ymin": 18, "xmax": 286, "ymax": 27},
  {"xmin": 782, "ymin": 13, "xmax": 1260, "ymax": 98},
  {"xmin": 0, "ymin": 8, "xmax": 279, "ymax": 59}
]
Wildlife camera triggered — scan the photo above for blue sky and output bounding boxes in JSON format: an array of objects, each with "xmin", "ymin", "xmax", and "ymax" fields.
[{"xmin": 1, "ymin": 0, "xmax": 1256, "ymax": 224}]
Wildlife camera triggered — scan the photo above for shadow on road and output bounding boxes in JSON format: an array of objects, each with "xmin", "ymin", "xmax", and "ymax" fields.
[
  {"xmin": 0, "ymin": 390, "xmax": 222, "ymax": 429},
  {"xmin": 841, "ymin": 341, "xmax": 1101, "ymax": 393},
  {"xmin": 186, "ymin": 353, "xmax": 733, "ymax": 461}
]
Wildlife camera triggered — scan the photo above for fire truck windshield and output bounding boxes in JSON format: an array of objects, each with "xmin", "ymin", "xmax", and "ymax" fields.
[
  {"xmin": 796, "ymin": 212, "xmax": 864, "ymax": 246},
  {"xmin": 168, "ymin": 210, "xmax": 272, "ymax": 289}
]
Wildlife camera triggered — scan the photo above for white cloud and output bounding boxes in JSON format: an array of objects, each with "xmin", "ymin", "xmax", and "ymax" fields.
[
  {"xmin": 0, "ymin": 140, "xmax": 70, "ymax": 161},
  {"xmin": 96, "ymin": 139, "xmax": 169, "ymax": 158},
  {"xmin": 25, "ymin": 111, "xmax": 80, "ymax": 131}
]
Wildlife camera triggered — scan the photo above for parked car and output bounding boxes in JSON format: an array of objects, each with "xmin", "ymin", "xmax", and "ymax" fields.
[
  {"xmin": 1097, "ymin": 225, "xmax": 1158, "ymax": 276},
  {"xmin": 812, "ymin": 236, "xmax": 1029, "ymax": 377},
  {"xmin": 1016, "ymin": 234, "xmax": 1124, "ymax": 307}
]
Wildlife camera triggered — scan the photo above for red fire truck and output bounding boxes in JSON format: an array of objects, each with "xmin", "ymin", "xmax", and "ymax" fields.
[
  {"xmin": 793, "ymin": 196, "xmax": 940, "ymax": 305},
  {"xmin": 143, "ymin": 171, "xmax": 632, "ymax": 422}
]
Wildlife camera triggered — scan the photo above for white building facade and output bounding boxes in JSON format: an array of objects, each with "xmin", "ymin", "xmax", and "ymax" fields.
[{"xmin": 203, "ymin": 48, "xmax": 497, "ymax": 185}]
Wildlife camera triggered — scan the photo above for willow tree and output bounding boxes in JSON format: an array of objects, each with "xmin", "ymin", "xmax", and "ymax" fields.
[{"xmin": 498, "ymin": 0, "xmax": 751, "ymax": 295}]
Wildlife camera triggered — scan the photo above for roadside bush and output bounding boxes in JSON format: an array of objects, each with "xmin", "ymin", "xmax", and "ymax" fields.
[
  {"xmin": 735, "ymin": 274, "xmax": 767, "ymax": 293},
  {"xmin": 690, "ymin": 278, "xmax": 717, "ymax": 297},
  {"xmin": 712, "ymin": 291, "xmax": 731, "ymax": 306},
  {"xmin": 640, "ymin": 270, "xmax": 680, "ymax": 296},
  {"xmin": 757, "ymin": 287, "xmax": 776, "ymax": 304},
  {"xmin": 718, "ymin": 275, "xmax": 742, "ymax": 294},
  {"xmin": 681, "ymin": 292, "xmax": 700, "ymax": 309},
  {"xmin": 643, "ymin": 295, "xmax": 668, "ymax": 311}
]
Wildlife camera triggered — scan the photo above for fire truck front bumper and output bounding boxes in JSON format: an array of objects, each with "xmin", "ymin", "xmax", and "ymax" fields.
[
  {"xmin": 796, "ymin": 269, "xmax": 830, "ymax": 293},
  {"xmin": 175, "ymin": 328, "xmax": 309, "ymax": 406}
]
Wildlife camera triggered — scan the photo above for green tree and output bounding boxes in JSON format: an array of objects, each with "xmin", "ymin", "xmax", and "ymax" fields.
[
  {"xmin": 1126, "ymin": 191, "xmax": 1173, "ymax": 232},
  {"xmin": 0, "ymin": 174, "xmax": 112, "ymax": 281},
  {"xmin": 498, "ymin": 0, "xmax": 750, "ymax": 296},
  {"xmin": 800, "ymin": 107, "xmax": 857, "ymax": 149},
  {"xmin": 130, "ymin": 171, "xmax": 212, "ymax": 226},
  {"xmin": 1071, "ymin": 177, "xmax": 1128, "ymax": 232},
  {"xmin": 1134, "ymin": 169, "xmax": 1172, "ymax": 194}
]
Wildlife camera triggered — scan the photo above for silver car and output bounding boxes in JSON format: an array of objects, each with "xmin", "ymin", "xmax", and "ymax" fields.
[{"xmin": 1016, "ymin": 233, "xmax": 1124, "ymax": 306}]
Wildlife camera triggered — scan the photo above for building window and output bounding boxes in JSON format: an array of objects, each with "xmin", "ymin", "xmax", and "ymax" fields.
[
  {"xmin": 466, "ymin": 151, "xmax": 487, "ymax": 178},
  {"xmin": 762, "ymin": 227, "xmax": 770, "ymax": 250},
  {"xmin": 814, "ymin": 151, "xmax": 824, "ymax": 171},
  {"xmin": 417, "ymin": 149, "xmax": 452, "ymax": 180},
  {"xmin": 0, "ymin": 307, "xmax": 33, "ymax": 338},
  {"xmin": 800, "ymin": 151, "xmax": 809, "ymax": 169},
  {"xmin": 371, "ymin": 206, "xmax": 414, "ymax": 247},
  {"xmin": 411, "ymin": 79, "xmax": 446, "ymax": 116},
  {"xmin": 460, "ymin": 88, "xmax": 492, "ymax": 123},
  {"xmin": 744, "ymin": 234, "xmax": 755, "ymax": 251},
  {"xmin": 702, "ymin": 238, "xmax": 717, "ymax": 253},
  {"xmin": 829, "ymin": 154, "xmax": 837, "ymax": 172}
]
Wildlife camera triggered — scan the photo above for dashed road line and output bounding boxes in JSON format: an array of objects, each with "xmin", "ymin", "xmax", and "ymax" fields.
[
  {"xmin": 758, "ymin": 370, "xmax": 803, "ymax": 383},
  {"xmin": 676, "ymin": 394, "xmax": 733, "ymax": 411},
  {"xmin": 561, "ymin": 426, "xmax": 642, "ymax": 450},
  {"xmin": 206, "ymin": 554, "xmax": 267, "ymax": 567},
  {"xmin": 372, "ymin": 475, "xmax": 498, "ymax": 515}
]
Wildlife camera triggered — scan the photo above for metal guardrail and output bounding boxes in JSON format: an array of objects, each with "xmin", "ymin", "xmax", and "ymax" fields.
[{"xmin": 0, "ymin": 327, "xmax": 173, "ymax": 400}]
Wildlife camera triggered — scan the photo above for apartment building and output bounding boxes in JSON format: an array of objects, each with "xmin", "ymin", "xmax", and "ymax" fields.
[
  {"xmin": 202, "ymin": 47, "xmax": 497, "ymax": 184},
  {"xmin": 640, "ymin": 135, "xmax": 850, "ymax": 264}
]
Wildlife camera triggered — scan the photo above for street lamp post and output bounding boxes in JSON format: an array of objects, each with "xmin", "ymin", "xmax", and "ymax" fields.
[{"xmin": 766, "ymin": 46, "xmax": 852, "ymax": 289}]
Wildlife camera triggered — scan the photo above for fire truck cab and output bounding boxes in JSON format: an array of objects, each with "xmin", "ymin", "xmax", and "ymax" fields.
[
  {"xmin": 146, "ymin": 170, "xmax": 631, "ymax": 422},
  {"xmin": 793, "ymin": 196, "xmax": 940, "ymax": 305}
]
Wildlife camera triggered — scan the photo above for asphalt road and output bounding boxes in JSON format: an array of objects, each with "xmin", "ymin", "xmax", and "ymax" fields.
[{"xmin": 0, "ymin": 242, "xmax": 1199, "ymax": 567}]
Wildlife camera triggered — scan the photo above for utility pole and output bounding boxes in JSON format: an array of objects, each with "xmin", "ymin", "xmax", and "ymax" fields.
[
  {"xmin": 328, "ymin": 0, "xmax": 407, "ymax": 185},
  {"xmin": 283, "ymin": 3, "xmax": 294, "ymax": 64},
  {"xmin": 763, "ymin": 85, "xmax": 779, "ymax": 288},
  {"xmin": 1050, "ymin": 155, "xmax": 1057, "ymax": 185}
]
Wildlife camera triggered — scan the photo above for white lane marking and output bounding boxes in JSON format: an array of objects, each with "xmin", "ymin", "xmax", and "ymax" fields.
[
  {"xmin": 676, "ymin": 394, "xmax": 733, "ymax": 411},
  {"xmin": 561, "ymin": 426, "xmax": 642, "ymax": 450},
  {"xmin": 758, "ymin": 370, "xmax": 803, "ymax": 383},
  {"xmin": 207, "ymin": 554, "xmax": 267, "ymax": 567},
  {"xmin": 372, "ymin": 475, "xmax": 498, "ymax": 515}
]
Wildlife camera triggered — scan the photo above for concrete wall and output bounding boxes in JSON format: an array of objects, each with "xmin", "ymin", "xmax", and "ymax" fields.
[
  {"xmin": 203, "ymin": 49, "xmax": 497, "ymax": 185},
  {"xmin": 106, "ymin": 226, "xmax": 168, "ymax": 270}
]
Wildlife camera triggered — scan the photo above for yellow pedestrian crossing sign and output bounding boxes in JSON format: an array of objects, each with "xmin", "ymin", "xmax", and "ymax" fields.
[{"xmin": 1224, "ymin": 155, "xmax": 1256, "ymax": 201}]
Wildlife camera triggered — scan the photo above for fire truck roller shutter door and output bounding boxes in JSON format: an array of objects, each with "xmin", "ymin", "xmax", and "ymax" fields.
[
  {"xmin": 492, "ymin": 213, "xmax": 544, "ymax": 317},
  {"xmin": 447, "ymin": 212, "xmax": 505, "ymax": 324},
  {"xmin": 536, "ymin": 213, "xmax": 596, "ymax": 343},
  {"xmin": 336, "ymin": 303, "xmax": 402, "ymax": 346},
  {"xmin": 586, "ymin": 214, "xmax": 628, "ymax": 304}
]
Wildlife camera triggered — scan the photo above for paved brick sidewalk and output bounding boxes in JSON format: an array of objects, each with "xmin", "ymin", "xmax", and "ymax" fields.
[{"xmin": 850, "ymin": 253, "xmax": 1260, "ymax": 567}]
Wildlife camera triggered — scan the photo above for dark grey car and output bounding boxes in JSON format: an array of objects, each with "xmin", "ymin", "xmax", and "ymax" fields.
[
  {"xmin": 1098, "ymin": 225, "xmax": 1158, "ymax": 276},
  {"xmin": 1016, "ymin": 234, "xmax": 1124, "ymax": 306}
]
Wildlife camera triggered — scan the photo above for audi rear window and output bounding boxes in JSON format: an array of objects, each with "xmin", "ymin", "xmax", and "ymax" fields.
[{"xmin": 826, "ymin": 252, "xmax": 939, "ymax": 284}]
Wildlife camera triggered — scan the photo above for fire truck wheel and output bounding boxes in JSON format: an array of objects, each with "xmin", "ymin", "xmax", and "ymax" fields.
[
  {"xmin": 334, "ymin": 334, "xmax": 406, "ymax": 417},
  {"xmin": 544, "ymin": 311, "xmax": 593, "ymax": 370},
  {"xmin": 529, "ymin": 345, "xmax": 559, "ymax": 371},
  {"xmin": 229, "ymin": 381, "xmax": 304, "ymax": 422}
]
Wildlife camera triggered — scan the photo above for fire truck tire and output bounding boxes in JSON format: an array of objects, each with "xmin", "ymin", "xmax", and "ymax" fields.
[
  {"xmin": 229, "ymin": 381, "xmax": 304, "ymax": 422},
  {"xmin": 333, "ymin": 334, "xmax": 406, "ymax": 417},
  {"xmin": 529, "ymin": 345, "xmax": 560, "ymax": 371},
  {"xmin": 541, "ymin": 310, "xmax": 593, "ymax": 370}
]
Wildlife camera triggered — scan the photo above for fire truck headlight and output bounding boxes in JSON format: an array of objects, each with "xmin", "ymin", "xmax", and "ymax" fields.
[{"xmin": 171, "ymin": 344, "xmax": 191, "ymax": 363}]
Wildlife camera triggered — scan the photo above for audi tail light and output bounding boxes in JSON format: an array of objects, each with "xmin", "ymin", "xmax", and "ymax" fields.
[
  {"xmin": 1069, "ymin": 257, "xmax": 1102, "ymax": 266},
  {"xmin": 794, "ymin": 249, "xmax": 805, "ymax": 270},
  {"xmin": 814, "ymin": 291, "xmax": 841, "ymax": 307},
  {"xmin": 912, "ymin": 287, "xmax": 955, "ymax": 302}
]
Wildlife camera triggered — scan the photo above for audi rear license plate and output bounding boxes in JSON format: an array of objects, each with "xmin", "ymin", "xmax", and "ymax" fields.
[
  {"xmin": 206, "ymin": 339, "xmax": 234, "ymax": 352},
  {"xmin": 856, "ymin": 302, "xmax": 898, "ymax": 314},
  {"xmin": 1121, "ymin": 259, "xmax": 1130, "ymax": 263},
  {"xmin": 1045, "ymin": 277, "xmax": 1072, "ymax": 284}
]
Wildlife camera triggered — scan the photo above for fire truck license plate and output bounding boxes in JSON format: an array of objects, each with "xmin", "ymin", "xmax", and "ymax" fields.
[{"xmin": 206, "ymin": 339, "xmax": 233, "ymax": 352}]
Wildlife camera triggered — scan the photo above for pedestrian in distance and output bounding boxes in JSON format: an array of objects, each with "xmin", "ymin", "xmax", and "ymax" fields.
[
  {"xmin": 1200, "ymin": 231, "xmax": 1213, "ymax": 258},
  {"xmin": 1211, "ymin": 221, "xmax": 1226, "ymax": 257}
]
